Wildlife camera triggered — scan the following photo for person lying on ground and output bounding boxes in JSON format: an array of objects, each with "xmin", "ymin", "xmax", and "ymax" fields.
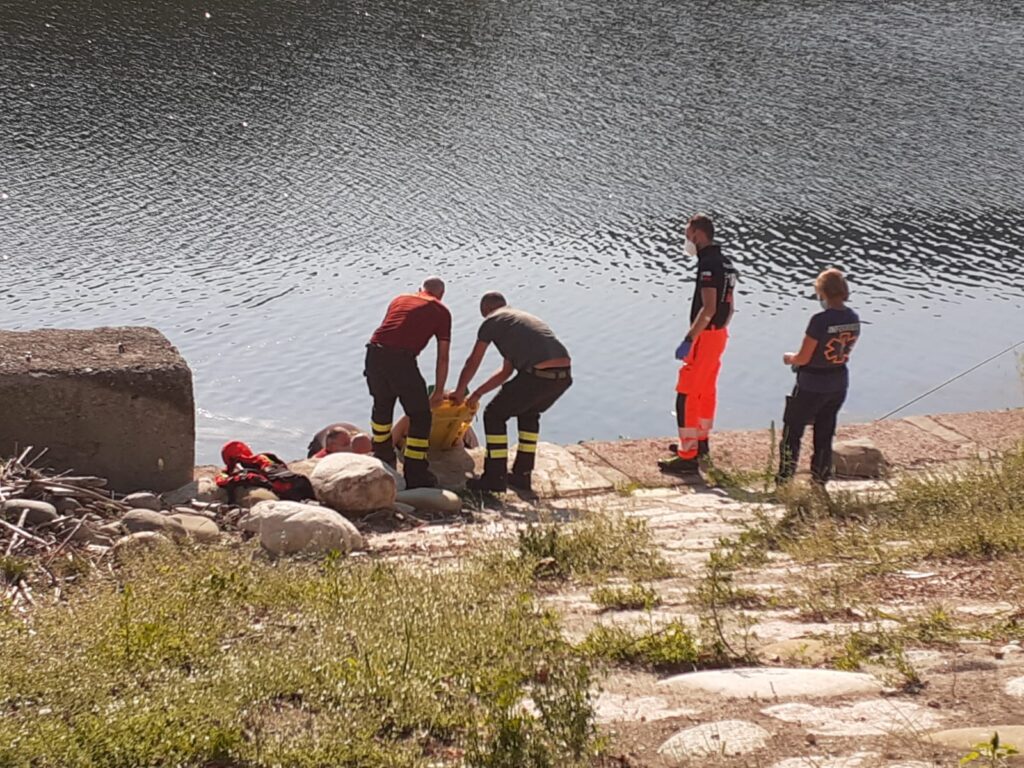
[
  {"xmin": 306, "ymin": 422, "xmax": 369, "ymax": 458},
  {"xmin": 309, "ymin": 424, "xmax": 373, "ymax": 459}
]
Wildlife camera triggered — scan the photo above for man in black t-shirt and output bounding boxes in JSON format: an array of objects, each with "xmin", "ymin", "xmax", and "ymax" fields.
[
  {"xmin": 659, "ymin": 213, "xmax": 738, "ymax": 478},
  {"xmin": 452, "ymin": 292, "xmax": 572, "ymax": 494},
  {"xmin": 776, "ymin": 268, "xmax": 861, "ymax": 484}
]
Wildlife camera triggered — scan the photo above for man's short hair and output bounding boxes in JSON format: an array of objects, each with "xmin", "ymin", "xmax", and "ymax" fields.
[
  {"xmin": 422, "ymin": 276, "xmax": 445, "ymax": 299},
  {"xmin": 688, "ymin": 213, "xmax": 715, "ymax": 241},
  {"xmin": 816, "ymin": 268, "xmax": 850, "ymax": 301},
  {"xmin": 480, "ymin": 291, "xmax": 507, "ymax": 315}
]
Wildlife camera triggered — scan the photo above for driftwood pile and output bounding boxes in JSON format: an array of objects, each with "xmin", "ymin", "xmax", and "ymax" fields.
[{"xmin": 0, "ymin": 447, "xmax": 130, "ymax": 610}]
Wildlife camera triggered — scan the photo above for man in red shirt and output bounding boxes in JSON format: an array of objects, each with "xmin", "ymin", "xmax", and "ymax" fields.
[{"xmin": 365, "ymin": 277, "xmax": 451, "ymax": 488}]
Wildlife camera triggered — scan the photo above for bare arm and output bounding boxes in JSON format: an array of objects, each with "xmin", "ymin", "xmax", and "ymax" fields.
[
  {"xmin": 469, "ymin": 358, "xmax": 515, "ymax": 406},
  {"xmin": 431, "ymin": 339, "xmax": 450, "ymax": 407},
  {"xmin": 686, "ymin": 286, "xmax": 718, "ymax": 340},
  {"xmin": 784, "ymin": 335, "xmax": 818, "ymax": 367},
  {"xmin": 452, "ymin": 340, "xmax": 489, "ymax": 402}
]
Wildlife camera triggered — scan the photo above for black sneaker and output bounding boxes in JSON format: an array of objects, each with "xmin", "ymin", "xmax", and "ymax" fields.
[
  {"xmin": 466, "ymin": 474, "xmax": 507, "ymax": 493},
  {"xmin": 658, "ymin": 455, "xmax": 701, "ymax": 476},
  {"xmin": 404, "ymin": 469, "xmax": 439, "ymax": 489},
  {"xmin": 507, "ymin": 472, "xmax": 533, "ymax": 493}
]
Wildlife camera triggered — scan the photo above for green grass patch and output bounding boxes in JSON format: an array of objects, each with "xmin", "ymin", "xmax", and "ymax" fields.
[
  {"xmin": 0, "ymin": 548, "xmax": 598, "ymax": 767},
  {"xmin": 578, "ymin": 620, "xmax": 722, "ymax": 671},
  {"xmin": 515, "ymin": 512, "xmax": 671, "ymax": 583},
  {"xmin": 590, "ymin": 583, "xmax": 661, "ymax": 612}
]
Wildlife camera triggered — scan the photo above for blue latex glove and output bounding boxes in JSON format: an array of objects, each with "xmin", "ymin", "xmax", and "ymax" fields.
[{"xmin": 675, "ymin": 338, "xmax": 692, "ymax": 360}]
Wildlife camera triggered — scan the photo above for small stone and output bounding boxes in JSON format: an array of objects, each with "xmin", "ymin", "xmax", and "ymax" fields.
[
  {"xmin": 2, "ymin": 499, "xmax": 59, "ymax": 527},
  {"xmin": 167, "ymin": 513, "xmax": 220, "ymax": 543},
  {"xmin": 53, "ymin": 497, "xmax": 82, "ymax": 515},
  {"xmin": 658, "ymin": 720, "xmax": 770, "ymax": 760},
  {"xmin": 395, "ymin": 488, "xmax": 461, "ymax": 513},
  {"xmin": 122, "ymin": 492, "xmax": 162, "ymax": 511},
  {"xmin": 832, "ymin": 439, "xmax": 887, "ymax": 479},
  {"xmin": 112, "ymin": 531, "xmax": 172, "ymax": 557},
  {"xmin": 121, "ymin": 509, "xmax": 186, "ymax": 540},
  {"xmin": 161, "ymin": 477, "xmax": 229, "ymax": 507},
  {"xmin": 392, "ymin": 501, "xmax": 418, "ymax": 516},
  {"xmin": 234, "ymin": 487, "xmax": 279, "ymax": 509}
]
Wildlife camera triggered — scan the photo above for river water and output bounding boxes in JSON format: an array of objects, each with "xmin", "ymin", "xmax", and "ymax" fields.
[{"xmin": 3, "ymin": 0, "xmax": 1023, "ymax": 463}]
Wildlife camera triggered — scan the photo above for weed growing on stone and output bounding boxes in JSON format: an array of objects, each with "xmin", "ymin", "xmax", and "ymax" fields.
[
  {"xmin": 832, "ymin": 625, "xmax": 923, "ymax": 691},
  {"xmin": 590, "ymin": 583, "xmax": 661, "ymax": 612},
  {"xmin": 961, "ymin": 732, "xmax": 1020, "ymax": 766},
  {"xmin": 0, "ymin": 547, "xmax": 599, "ymax": 767},
  {"xmin": 578, "ymin": 619, "xmax": 720, "ymax": 671}
]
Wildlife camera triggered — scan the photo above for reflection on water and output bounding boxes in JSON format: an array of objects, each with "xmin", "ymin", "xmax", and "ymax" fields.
[{"xmin": 2, "ymin": 0, "xmax": 1022, "ymax": 461}]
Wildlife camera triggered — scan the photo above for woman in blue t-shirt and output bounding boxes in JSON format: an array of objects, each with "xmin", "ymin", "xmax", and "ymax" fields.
[{"xmin": 777, "ymin": 268, "xmax": 861, "ymax": 485}]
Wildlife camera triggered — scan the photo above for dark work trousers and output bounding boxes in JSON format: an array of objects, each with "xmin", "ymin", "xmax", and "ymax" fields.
[
  {"xmin": 364, "ymin": 344, "xmax": 432, "ymax": 478},
  {"xmin": 777, "ymin": 385, "xmax": 847, "ymax": 484},
  {"xmin": 482, "ymin": 370, "xmax": 572, "ymax": 480}
]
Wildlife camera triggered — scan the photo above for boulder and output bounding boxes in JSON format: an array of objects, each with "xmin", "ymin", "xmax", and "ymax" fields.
[
  {"xmin": 122, "ymin": 491, "xmax": 162, "ymax": 511},
  {"xmin": 658, "ymin": 668, "xmax": 882, "ymax": 700},
  {"xmin": 310, "ymin": 453, "xmax": 396, "ymax": 516},
  {"xmin": 832, "ymin": 439, "xmax": 887, "ymax": 479},
  {"xmin": 112, "ymin": 531, "xmax": 172, "ymax": 557},
  {"xmin": 161, "ymin": 477, "xmax": 229, "ymax": 507},
  {"xmin": 121, "ymin": 509, "xmax": 186, "ymax": 540},
  {"xmin": 167, "ymin": 513, "xmax": 220, "ymax": 543},
  {"xmin": 2, "ymin": 499, "xmax": 59, "ymax": 527},
  {"xmin": 242, "ymin": 500, "xmax": 364, "ymax": 556},
  {"xmin": 395, "ymin": 488, "xmax": 462, "ymax": 514}
]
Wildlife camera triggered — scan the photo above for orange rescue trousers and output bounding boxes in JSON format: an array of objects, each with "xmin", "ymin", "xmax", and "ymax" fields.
[{"xmin": 674, "ymin": 328, "xmax": 729, "ymax": 460}]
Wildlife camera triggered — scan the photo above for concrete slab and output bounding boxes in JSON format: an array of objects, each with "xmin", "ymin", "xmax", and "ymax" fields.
[
  {"xmin": 658, "ymin": 667, "xmax": 882, "ymax": 700},
  {"xmin": 0, "ymin": 327, "xmax": 195, "ymax": 492},
  {"xmin": 658, "ymin": 719, "xmax": 770, "ymax": 760},
  {"xmin": 932, "ymin": 409, "xmax": 1024, "ymax": 453},
  {"xmin": 593, "ymin": 692, "xmax": 696, "ymax": 724},
  {"xmin": 927, "ymin": 726, "xmax": 1024, "ymax": 750},
  {"xmin": 762, "ymin": 699, "xmax": 943, "ymax": 736}
]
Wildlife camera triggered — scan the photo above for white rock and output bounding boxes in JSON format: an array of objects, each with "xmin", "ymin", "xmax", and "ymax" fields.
[
  {"xmin": 658, "ymin": 719, "xmax": 770, "ymax": 760},
  {"xmin": 161, "ymin": 477, "xmax": 228, "ymax": 506},
  {"xmin": 122, "ymin": 509, "xmax": 186, "ymax": 540},
  {"xmin": 395, "ymin": 488, "xmax": 461, "ymax": 513},
  {"xmin": 242, "ymin": 500, "xmax": 364, "ymax": 556},
  {"xmin": 2, "ymin": 499, "xmax": 59, "ymax": 526},
  {"xmin": 762, "ymin": 700, "xmax": 943, "ymax": 736},
  {"xmin": 311, "ymin": 453, "xmax": 396, "ymax": 516},
  {"xmin": 593, "ymin": 692, "xmax": 696, "ymax": 724},
  {"xmin": 234, "ymin": 487, "xmax": 279, "ymax": 509},
  {"xmin": 1006, "ymin": 676, "xmax": 1024, "ymax": 698},
  {"xmin": 122, "ymin": 492, "xmax": 162, "ymax": 511},
  {"xmin": 167, "ymin": 513, "xmax": 220, "ymax": 543},
  {"xmin": 658, "ymin": 667, "xmax": 882, "ymax": 700}
]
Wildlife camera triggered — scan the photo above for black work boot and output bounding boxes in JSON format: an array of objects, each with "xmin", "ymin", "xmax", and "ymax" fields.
[
  {"xmin": 404, "ymin": 464, "xmax": 438, "ymax": 489},
  {"xmin": 507, "ymin": 472, "xmax": 533, "ymax": 493},
  {"xmin": 466, "ymin": 473, "xmax": 507, "ymax": 493},
  {"xmin": 658, "ymin": 455, "xmax": 701, "ymax": 476}
]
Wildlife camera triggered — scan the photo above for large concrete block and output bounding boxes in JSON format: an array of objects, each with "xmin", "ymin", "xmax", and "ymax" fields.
[{"xmin": 0, "ymin": 327, "xmax": 194, "ymax": 492}]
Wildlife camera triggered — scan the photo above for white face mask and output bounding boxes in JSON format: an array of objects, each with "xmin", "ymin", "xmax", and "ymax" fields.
[{"xmin": 684, "ymin": 239, "xmax": 697, "ymax": 257}]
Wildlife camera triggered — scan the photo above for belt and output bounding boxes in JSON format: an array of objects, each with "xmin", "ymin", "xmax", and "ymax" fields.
[
  {"xmin": 367, "ymin": 342, "xmax": 413, "ymax": 356},
  {"xmin": 525, "ymin": 366, "xmax": 571, "ymax": 380}
]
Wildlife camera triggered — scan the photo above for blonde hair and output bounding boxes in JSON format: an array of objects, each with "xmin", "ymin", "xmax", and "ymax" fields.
[{"xmin": 815, "ymin": 268, "xmax": 849, "ymax": 301}]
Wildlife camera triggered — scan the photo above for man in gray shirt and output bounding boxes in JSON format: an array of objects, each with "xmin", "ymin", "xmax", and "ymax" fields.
[{"xmin": 452, "ymin": 292, "xmax": 571, "ymax": 493}]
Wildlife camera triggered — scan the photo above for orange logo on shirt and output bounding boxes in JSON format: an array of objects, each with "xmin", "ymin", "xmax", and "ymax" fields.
[{"xmin": 824, "ymin": 332, "xmax": 857, "ymax": 365}]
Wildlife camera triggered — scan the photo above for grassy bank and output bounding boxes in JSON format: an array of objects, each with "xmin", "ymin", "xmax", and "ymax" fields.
[{"xmin": 0, "ymin": 510, "xmax": 674, "ymax": 768}]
